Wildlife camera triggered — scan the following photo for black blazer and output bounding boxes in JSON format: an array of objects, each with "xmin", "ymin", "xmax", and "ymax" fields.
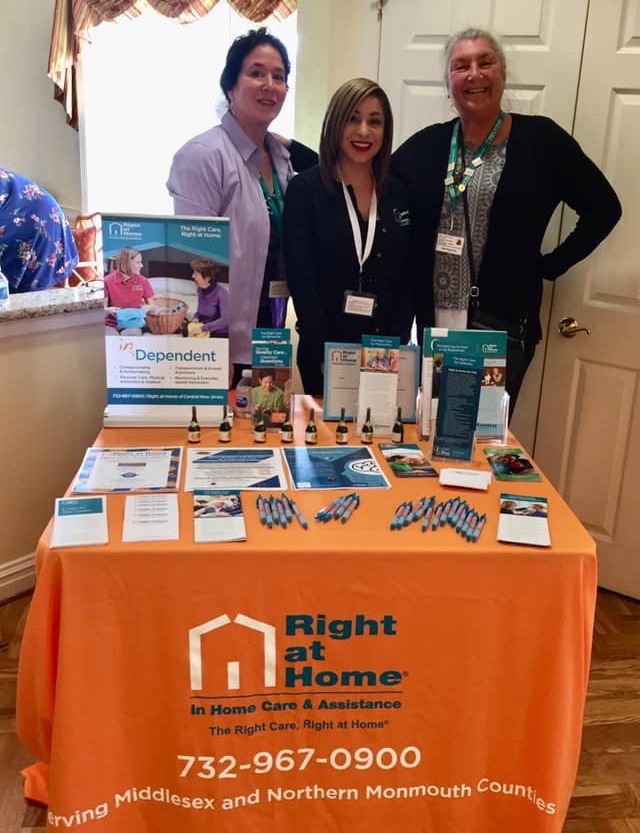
[
  {"xmin": 391, "ymin": 114, "xmax": 621, "ymax": 343},
  {"xmin": 283, "ymin": 165, "xmax": 415, "ymax": 366}
]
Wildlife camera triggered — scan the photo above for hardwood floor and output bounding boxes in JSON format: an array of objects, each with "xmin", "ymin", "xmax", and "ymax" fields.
[{"xmin": 0, "ymin": 589, "xmax": 638, "ymax": 832}]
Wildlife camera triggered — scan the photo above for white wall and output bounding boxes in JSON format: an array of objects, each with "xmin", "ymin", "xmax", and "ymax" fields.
[
  {"xmin": 0, "ymin": 0, "xmax": 102, "ymax": 575},
  {"xmin": 295, "ymin": 0, "xmax": 379, "ymax": 150},
  {"xmin": 0, "ymin": 0, "xmax": 81, "ymax": 213}
]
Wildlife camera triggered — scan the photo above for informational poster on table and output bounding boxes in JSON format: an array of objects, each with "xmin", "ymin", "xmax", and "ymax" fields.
[
  {"xmin": 101, "ymin": 214, "xmax": 230, "ymax": 426},
  {"xmin": 323, "ymin": 342, "xmax": 419, "ymax": 423},
  {"xmin": 420, "ymin": 328, "xmax": 507, "ymax": 439}
]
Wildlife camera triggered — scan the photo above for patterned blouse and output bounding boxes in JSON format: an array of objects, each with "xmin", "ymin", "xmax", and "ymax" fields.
[
  {"xmin": 433, "ymin": 140, "xmax": 508, "ymax": 312},
  {"xmin": 0, "ymin": 167, "xmax": 78, "ymax": 292}
]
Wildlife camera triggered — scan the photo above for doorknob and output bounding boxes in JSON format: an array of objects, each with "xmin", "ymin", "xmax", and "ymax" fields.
[{"xmin": 558, "ymin": 316, "xmax": 591, "ymax": 338}]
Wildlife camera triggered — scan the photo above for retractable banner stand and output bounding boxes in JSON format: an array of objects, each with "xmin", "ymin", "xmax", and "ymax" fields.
[{"xmin": 101, "ymin": 214, "xmax": 230, "ymax": 426}]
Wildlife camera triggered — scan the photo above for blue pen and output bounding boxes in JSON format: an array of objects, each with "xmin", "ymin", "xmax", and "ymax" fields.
[
  {"xmin": 421, "ymin": 498, "xmax": 435, "ymax": 531},
  {"xmin": 288, "ymin": 498, "xmax": 308, "ymax": 530},
  {"xmin": 471, "ymin": 514, "xmax": 487, "ymax": 542},
  {"xmin": 256, "ymin": 496, "xmax": 267, "ymax": 525},
  {"xmin": 401, "ymin": 502, "xmax": 414, "ymax": 527},
  {"xmin": 431, "ymin": 502, "xmax": 445, "ymax": 530},
  {"xmin": 456, "ymin": 507, "xmax": 470, "ymax": 534},
  {"xmin": 452, "ymin": 500, "xmax": 467, "ymax": 525},
  {"xmin": 341, "ymin": 495, "xmax": 360, "ymax": 524},
  {"xmin": 447, "ymin": 497, "xmax": 460, "ymax": 524},
  {"xmin": 275, "ymin": 498, "xmax": 288, "ymax": 528},
  {"xmin": 440, "ymin": 500, "xmax": 452, "ymax": 526},
  {"xmin": 410, "ymin": 496, "xmax": 427, "ymax": 523},
  {"xmin": 281, "ymin": 496, "xmax": 293, "ymax": 523},
  {"xmin": 465, "ymin": 511, "xmax": 479, "ymax": 541},
  {"xmin": 461, "ymin": 509, "xmax": 476, "ymax": 538},
  {"xmin": 335, "ymin": 493, "xmax": 356, "ymax": 520},
  {"xmin": 268, "ymin": 496, "xmax": 281, "ymax": 526},
  {"xmin": 390, "ymin": 501, "xmax": 405, "ymax": 530},
  {"xmin": 263, "ymin": 499, "xmax": 273, "ymax": 529}
]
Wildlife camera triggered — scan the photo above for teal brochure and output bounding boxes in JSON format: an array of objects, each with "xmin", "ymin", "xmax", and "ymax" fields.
[
  {"xmin": 421, "ymin": 328, "xmax": 507, "ymax": 439},
  {"xmin": 251, "ymin": 329, "xmax": 292, "ymax": 429},
  {"xmin": 432, "ymin": 350, "xmax": 483, "ymax": 460}
]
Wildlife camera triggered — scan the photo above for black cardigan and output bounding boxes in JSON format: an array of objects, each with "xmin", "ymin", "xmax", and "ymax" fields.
[
  {"xmin": 391, "ymin": 114, "xmax": 621, "ymax": 342},
  {"xmin": 283, "ymin": 165, "xmax": 415, "ymax": 365}
]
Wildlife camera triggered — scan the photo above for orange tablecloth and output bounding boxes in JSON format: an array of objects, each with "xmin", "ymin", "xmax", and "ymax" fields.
[{"xmin": 17, "ymin": 401, "xmax": 596, "ymax": 832}]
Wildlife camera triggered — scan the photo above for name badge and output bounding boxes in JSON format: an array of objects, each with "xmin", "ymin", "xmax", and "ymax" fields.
[
  {"xmin": 268, "ymin": 280, "xmax": 290, "ymax": 299},
  {"xmin": 435, "ymin": 233, "xmax": 465, "ymax": 256},
  {"xmin": 343, "ymin": 291, "xmax": 377, "ymax": 317}
]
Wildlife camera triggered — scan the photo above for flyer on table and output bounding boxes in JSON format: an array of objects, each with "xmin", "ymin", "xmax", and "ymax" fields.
[
  {"xmin": 356, "ymin": 334, "xmax": 400, "ymax": 436},
  {"xmin": 185, "ymin": 448, "xmax": 288, "ymax": 492},
  {"xmin": 51, "ymin": 497, "xmax": 108, "ymax": 548},
  {"xmin": 324, "ymin": 342, "xmax": 419, "ymax": 422},
  {"xmin": 101, "ymin": 214, "xmax": 230, "ymax": 426},
  {"xmin": 193, "ymin": 490, "xmax": 246, "ymax": 543},
  {"xmin": 283, "ymin": 446, "xmax": 390, "ymax": 490},
  {"xmin": 72, "ymin": 447, "xmax": 182, "ymax": 493}
]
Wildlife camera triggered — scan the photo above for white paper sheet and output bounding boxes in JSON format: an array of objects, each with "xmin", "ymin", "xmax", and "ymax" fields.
[
  {"xmin": 122, "ymin": 494, "xmax": 179, "ymax": 542},
  {"xmin": 51, "ymin": 497, "xmax": 108, "ymax": 548}
]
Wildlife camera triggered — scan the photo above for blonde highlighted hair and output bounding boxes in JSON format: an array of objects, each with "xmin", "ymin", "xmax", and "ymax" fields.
[
  {"xmin": 319, "ymin": 77, "xmax": 393, "ymax": 195},
  {"xmin": 115, "ymin": 247, "xmax": 142, "ymax": 276}
]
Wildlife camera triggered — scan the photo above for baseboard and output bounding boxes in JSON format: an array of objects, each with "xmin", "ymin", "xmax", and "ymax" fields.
[{"xmin": 0, "ymin": 553, "xmax": 36, "ymax": 603}]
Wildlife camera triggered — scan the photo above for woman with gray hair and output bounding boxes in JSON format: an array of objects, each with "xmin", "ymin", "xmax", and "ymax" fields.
[{"xmin": 392, "ymin": 27, "xmax": 621, "ymax": 410}]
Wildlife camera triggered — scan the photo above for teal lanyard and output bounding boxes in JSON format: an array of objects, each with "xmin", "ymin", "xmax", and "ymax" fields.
[
  {"xmin": 259, "ymin": 166, "xmax": 284, "ymax": 236},
  {"xmin": 445, "ymin": 111, "xmax": 504, "ymax": 213}
]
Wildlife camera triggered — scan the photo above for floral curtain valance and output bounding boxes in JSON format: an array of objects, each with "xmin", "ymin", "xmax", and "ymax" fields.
[{"xmin": 49, "ymin": 0, "xmax": 298, "ymax": 127}]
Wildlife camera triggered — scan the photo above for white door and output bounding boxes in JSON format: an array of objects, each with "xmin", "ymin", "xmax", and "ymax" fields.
[
  {"xmin": 535, "ymin": 0, "xmax": 640, "ymax": 599},
  {"xmin": 379, "ymin": 0, "xmax": 589, "ymax": 449}
]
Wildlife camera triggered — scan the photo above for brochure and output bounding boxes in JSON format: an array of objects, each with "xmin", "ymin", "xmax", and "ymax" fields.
[
  {"xmin": 432, "ymin": 356, "xmax": 483, "ymax": 461},
  {"xmin": 498, "ymin": 493, "xmax": 551, "ymax": 547},
  {"xmin": 282, "ymin": 446, "xmax": 391, "ymax": 490},
  {"xmin": 193, "ymin": 490, "xmax": 246, "ymax": 543},
  {"xmin": 51, "ymin": 497, "xmax": 109, "ymax": 548},
  {"xmin": 484, "ymin": 447, "xmax": 542, "ymax": 482},
  {"xmin": 421, "ymin": 328, "xmax": 507, "ymax": 439},
  {"xmin": 378, "ymin": 443, "xmax": 437, "ymax": 478},
  {"xmin": 356, "ymin": 334, "xmax": 400, "ymax": 436},
  {"xmin": 101, "ymin": 213, "xmax": 230, "ymax": 427},
  {"xmin": 251, "ymin": 328, "xmax": 292, "ymax": 430},
  {"xmin": 185, "ymin": 448, "xmax": 287, "ymax": 492},
  {"xmin": 323, "ymin": 342, "xmax": 418, "ymax": 422},
  {"xmin": 72, "ymin": 447, "xmax": 182, "ymax": 493},
  {"xmin": 122, "ymin": 493, "xmax": 179, "ymax": 542}
]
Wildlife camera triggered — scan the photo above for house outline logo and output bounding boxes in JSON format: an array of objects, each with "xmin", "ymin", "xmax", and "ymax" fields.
[
  {"xmin": 108, "ymin": 221, "xmax": 123, "ymax": 237},
  {"xmin": 188, "ymin": 613, "xmax": 276, "ymax": 692}
]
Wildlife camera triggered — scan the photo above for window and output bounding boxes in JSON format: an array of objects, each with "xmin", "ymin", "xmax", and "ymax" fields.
[{"xmin": 79, "ymin": 3, "xmax": 297, "ymax": 215}]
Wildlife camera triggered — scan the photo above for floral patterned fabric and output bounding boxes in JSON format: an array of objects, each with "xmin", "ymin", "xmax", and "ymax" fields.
[{"xmin": 0, "ymin": 168, "xmax": 78, "ymax": 292}]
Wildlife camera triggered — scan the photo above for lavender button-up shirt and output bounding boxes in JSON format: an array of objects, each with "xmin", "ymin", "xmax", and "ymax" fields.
[{"xmin": 167, "ymin": 111, "xmax": 293, "ymax": 365}]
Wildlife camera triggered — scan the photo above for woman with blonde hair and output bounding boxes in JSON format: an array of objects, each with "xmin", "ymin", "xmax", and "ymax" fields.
[
  {"xmin": 104, "ymin": 247, "xmax": 155, "ymax": 330},
  {"xmin": 284, "ymin": 78, "xmax": 415, "ymax": 394}
]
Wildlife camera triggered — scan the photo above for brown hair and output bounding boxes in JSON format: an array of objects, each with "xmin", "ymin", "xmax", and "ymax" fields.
[
  {"xmin": 190, "ymin": 259, "xmax": 225, "ymax": 286},
  {"xmin": 115, "ymin": 247, "xmax": 142, "ymax": 276},
  {"xmin": 319, "ymin": 77, "xmax": 393, "ymax": 195}
]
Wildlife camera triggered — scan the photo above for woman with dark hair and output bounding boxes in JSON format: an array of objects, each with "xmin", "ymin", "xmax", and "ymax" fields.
[
  {"xmin": 283, "ymin": 78, "xmax": 415, "ymax": 394},
  {"xmin": 167, "ymin": 28, "xmax": 316, "ymax": 383},
  {"xmin": 189, "ymin": 258, "xmax": 229, "ymax": 337},
  {"xmin": 392, "ymin": 27, "xmax": 621, "ymax": 411}
]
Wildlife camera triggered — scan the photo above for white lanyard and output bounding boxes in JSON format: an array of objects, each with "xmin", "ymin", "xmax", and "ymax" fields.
[{"xmin": 341, "ymin": 179, "xmax": 378, "ymax": 275}]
